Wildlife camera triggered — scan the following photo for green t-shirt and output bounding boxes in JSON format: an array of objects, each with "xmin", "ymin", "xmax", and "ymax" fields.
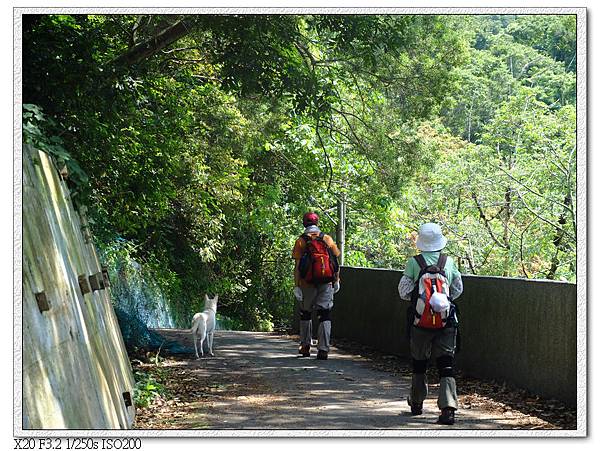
[{"xmin": 403, "ymin": 251, "xmax": 460, "ymax": 285}]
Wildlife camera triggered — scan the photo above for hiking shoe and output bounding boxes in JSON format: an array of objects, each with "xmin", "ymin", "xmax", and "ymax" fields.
[
  {"xmin": 407, "ymin": 398, "xmax": 423, "ymax": 415},
  {"xmin": 316, "ymin": 350, "xmax": 328, "ymax": 360},
  {"xmin": 298, "ymin": 344, "xmax": 310, "ymax": 357},
  {"xmin": 438, "ymin": 407, "xmax": 456, "ymax": 425}
]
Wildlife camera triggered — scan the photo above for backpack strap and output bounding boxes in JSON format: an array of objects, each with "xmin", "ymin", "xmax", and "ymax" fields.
[
  {"xmin": 414, "ymin": 254, "xmax": 427, "ymax": 271},
  {"xmin": 436, "ymin": 253, "xmax": 448, "ymax": 275},
  {"xmin": 411, "ymin": 255, "xmax": 428, "ymax": 303},
  {"xmin": 301, "ymin": 232, "xmax": 326, "ymax": 242}
]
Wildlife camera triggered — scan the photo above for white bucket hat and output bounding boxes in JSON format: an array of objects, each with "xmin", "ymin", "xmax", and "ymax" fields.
[{"xmin": 416, "ymin": 223, "xmax": 448, "ymax": 252}]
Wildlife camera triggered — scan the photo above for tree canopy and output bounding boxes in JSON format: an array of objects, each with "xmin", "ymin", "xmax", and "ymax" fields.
[{"xmin": 22, "ymin": 13, "xmax": 577, "ymax": 330}]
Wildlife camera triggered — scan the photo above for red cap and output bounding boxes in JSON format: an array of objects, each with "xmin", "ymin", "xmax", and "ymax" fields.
[{"xmin": 302, "ymin": 212, "xmax": 319, "ymax": 227}]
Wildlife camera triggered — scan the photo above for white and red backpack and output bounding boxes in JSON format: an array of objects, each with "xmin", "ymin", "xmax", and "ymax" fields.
[{"xmin": 411, "ymin": 254, "xmax": 451, "ymax": 329}]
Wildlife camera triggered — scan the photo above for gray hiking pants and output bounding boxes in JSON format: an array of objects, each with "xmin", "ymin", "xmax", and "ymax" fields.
[
  {"xmin": 299, "ymin": 283, "xmax": 334, "ymax": 352},
  {"xmin": 410, "ymin": 326, "xmax": 458, "ymax": 410}
]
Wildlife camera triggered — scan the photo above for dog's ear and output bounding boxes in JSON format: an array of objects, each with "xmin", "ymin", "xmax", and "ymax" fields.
[
  {"xmin": 214, "ymin": 295, "xmax": 218, "ymax": 302},
  {"xmin": 205, "ymin": 294, "xmax": 209, "ymax": 302}
]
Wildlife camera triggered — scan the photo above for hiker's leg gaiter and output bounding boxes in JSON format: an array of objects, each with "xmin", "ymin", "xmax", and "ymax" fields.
[
  {"xmin": 299, "ymin": 286, "xmax": 317, "ymax": 346},
  {"xmin": 314, "ymin": 283, "xmax": 334, "ymax": 352}
]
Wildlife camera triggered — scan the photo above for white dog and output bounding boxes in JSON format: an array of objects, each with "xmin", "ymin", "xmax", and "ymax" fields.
[{"xmin": 191, "ymin": 294, "xmax": 218, "ymax": 359}]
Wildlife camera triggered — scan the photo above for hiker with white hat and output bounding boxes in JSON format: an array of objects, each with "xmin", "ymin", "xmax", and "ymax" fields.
[{"xmin": 397, "ymin": 222, "xmax": 463, "ymax": 425}]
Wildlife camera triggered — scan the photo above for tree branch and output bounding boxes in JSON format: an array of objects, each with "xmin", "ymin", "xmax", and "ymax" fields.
[
  {"xmin": 130, "ymin": 15, "xmax": 150, "ymax": 48},
  {"xmin": 496, "ymin": 163, "xmax": 575, "ymax": 217},
  {"xmin": 316, "ymin": 118, "xmax": 334, "ymax": 192},
  {"xmin": 516, "ymin": 57, "xmax": 542, "ymax": 80},
  {"xmin": 471, "ymin": 191, "xmax": 509, "ymax": 249},
  {"xmin": 519, "ymin": 218, "xmax": 535, "ymax": 278},
  {"xmin": 110, "ymin": 18, "xmax": 196, "ymax": 68},
  {"xmin": 161, "ymin": 46, "xmax": 204, "ymax": 54},
  {"xmin": 514, "ymin": 189, "xmax": 576, "ymax": 242},
  {"xmin": 293, "ymin": 40, "xmax": 316, "ymax": 70}
]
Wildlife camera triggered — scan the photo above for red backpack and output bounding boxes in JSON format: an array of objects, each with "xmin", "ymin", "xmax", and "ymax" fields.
[
  {"xmin": 298, "ymin": 232, "xmax": 338, "ymax": 284},
  {"xmin": 410, "ymin": 254, "xmax": 451, "ymax": 329}
]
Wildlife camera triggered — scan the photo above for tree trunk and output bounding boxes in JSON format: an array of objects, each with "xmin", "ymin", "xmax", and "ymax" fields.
[
  {"xmin": 546, "ymin": 195, "xmax": 570, "ymax": 280},
  {"xmin": 503, "ymin": 187, "xmax": 511, "ymax": 248}
]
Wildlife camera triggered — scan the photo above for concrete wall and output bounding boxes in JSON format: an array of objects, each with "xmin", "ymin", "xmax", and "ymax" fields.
[
  {"xmin": 21, "ymin": 145, "xmax": 136, "ymax": 429},
  {"xmin": 330, "ymin": 266, "xmax": 577, "ymax": 406}
]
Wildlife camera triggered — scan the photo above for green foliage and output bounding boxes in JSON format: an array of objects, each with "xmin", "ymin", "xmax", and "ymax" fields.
[
  {"xmin": 22, "ymin": 104, "xmax": 89, "ymax": 192},
  {"xmin": 507, "ymin": 15, "xmax": 576, "ymax": 71},
  {"xmin": 22, "ymin": 13, "xmax": 577, "ymax": 334},
  {"xmin": 133, "ymin": 369, "xmax": 166, "ymax": 408},
  {"xmin": 401, "ymin": 15, "xmax": 576, "ymax": 281}
]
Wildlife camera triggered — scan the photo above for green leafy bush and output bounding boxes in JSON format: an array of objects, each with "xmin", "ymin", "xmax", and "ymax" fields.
[
  {"xmin": 22, "ymin": 104, "xmax": 89, "ymax": 191},
  {"xmin": 133, "ymin": 370, "xmax": 165, "ymax": 408}
]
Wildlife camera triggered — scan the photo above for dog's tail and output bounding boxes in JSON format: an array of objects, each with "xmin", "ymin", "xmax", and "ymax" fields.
[{"xmin": 191, "ymin": 313, "xmax": 204, "ymax": 335}]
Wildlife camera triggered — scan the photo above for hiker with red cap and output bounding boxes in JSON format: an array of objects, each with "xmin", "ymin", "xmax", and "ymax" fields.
[
  {"xmin": 397, "ymin": 222, "xmax": 463, "ymax": 425},
  {"xmin": 292, "ymin": 212, "xmax": 341, "ymax": 360}
]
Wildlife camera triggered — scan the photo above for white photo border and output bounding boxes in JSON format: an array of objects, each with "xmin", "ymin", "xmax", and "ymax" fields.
[{"xmin": 13, "ymin": 6, "xmax": 587, "ymax": 438}]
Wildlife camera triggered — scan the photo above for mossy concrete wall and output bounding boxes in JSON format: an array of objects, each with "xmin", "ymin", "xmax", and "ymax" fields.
[
  {"xmin": 21, "ymin": 145, "xmax": 135, "ymax": 429},
  {"xmin": 328, "ymin": 266, "xmax": 577, "ymax": 406}
]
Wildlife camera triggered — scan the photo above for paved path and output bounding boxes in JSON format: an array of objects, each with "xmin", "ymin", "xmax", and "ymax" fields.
[{"xmin": 148, "ymin": 329, "xmax": 545, "ymax": 431}]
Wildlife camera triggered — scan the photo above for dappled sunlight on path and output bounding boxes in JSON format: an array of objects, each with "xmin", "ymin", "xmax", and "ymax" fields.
[{"xmin": 135, "ymin": 330, "xmax": 559, "ymax": 431}]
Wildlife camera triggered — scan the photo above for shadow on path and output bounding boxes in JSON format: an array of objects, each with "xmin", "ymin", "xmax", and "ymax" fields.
[{"xmin": 140, "ymin": 329, "xmax": 556, "ymax": 430}]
